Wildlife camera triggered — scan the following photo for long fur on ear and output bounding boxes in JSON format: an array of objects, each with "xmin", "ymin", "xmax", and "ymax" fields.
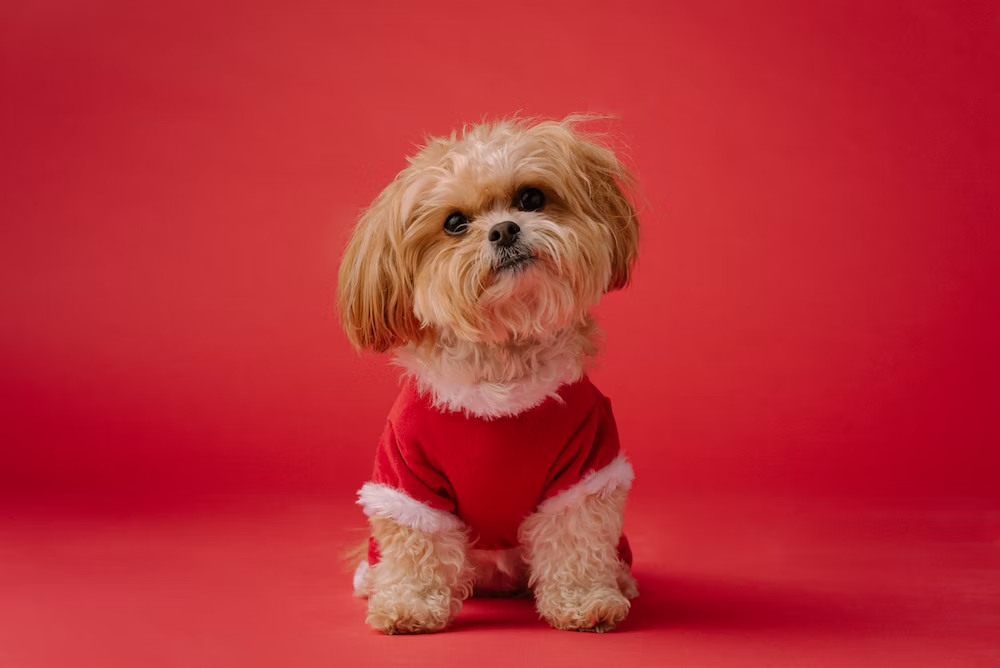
[
  {"xmin": 337, "ymin": 177, "xmax": 419, "ymax": 352},
  {"xmin": 565, "ymin": 121, "xmax": 640, "ymax": 292}
]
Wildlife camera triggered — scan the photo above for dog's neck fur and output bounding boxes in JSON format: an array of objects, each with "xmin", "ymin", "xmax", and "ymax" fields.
[{"xmin": 395, "ymin": 318, "xmax": 601, "ymax": 420}]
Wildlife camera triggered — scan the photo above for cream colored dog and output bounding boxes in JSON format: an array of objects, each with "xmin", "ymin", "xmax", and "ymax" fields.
[{"xmin": 338, "ymin": 116, "xmax": 640, "ymax": 634}]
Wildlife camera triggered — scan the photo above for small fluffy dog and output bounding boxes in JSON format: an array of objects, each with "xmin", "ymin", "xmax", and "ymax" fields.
[{"xmin": 338, "ymin": 116, "xmax": 640, "ymax": 634}]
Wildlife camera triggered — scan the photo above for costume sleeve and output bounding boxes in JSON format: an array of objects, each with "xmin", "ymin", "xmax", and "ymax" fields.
[
  {"xmin": 540, "ymin": 395, "xmax": 633, "ymax": 506},
  {"xmin": 537, "ymin": 394, "xmax": 634, "ymax": 567},
  {"xmin": 357, "ymin": 418, "xmax": 462, "ymax": 535}
]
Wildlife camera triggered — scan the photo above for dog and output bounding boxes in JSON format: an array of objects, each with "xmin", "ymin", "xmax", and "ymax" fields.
[{"xmin": 338, "ymin": 116, "xmax": 640, "ymax": 634}]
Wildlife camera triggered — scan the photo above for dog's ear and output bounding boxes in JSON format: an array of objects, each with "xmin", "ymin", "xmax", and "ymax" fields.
[
  {"xmin": 337, "ymin": 176, "xmax": 420, "ymax": 352},
  {"xmin": 570, "ymin": 135, "xmax": 640, "ymax": 292}
]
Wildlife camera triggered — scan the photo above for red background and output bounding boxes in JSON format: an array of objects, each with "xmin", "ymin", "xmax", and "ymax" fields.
[{"xmin": 1, "ymin": 1, "xmax": 997, "ymax": 666}]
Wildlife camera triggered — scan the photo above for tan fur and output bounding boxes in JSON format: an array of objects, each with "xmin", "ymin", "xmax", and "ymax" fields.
[
  {"xmin": 395, "ymin": 317, "xmax": 601, "ymax": 418},
  {"xmin": 337, "ymin": 177, "xmax": 420, "ymax": 352},
  {"xmin": 337, "ymin": 117, "xmax": 639, "ymax": 353},
  {"xmin": 519, "ymin": 486, "xmax": 635, "ymax": 632},
  {"xmin": 365, "ymin": 516, "xmax": 473, "ymax": 634}
]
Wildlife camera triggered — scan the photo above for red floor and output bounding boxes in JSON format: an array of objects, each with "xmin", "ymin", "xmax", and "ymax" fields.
[{"xmin": 2, "ymin": 495, "xmax": 997, "ymax": 667}]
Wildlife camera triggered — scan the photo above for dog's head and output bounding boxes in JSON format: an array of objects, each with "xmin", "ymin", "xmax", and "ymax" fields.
[{"xmin": 338, "ymin": 117, "xmax": 639, "ymax": 352}]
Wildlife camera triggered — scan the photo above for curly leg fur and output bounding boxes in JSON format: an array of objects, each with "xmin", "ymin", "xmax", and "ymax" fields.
[
  {"xmin": 519, "ymin": 486, "xmax": 635, "ymax": 632},
  {"xmin": 365, "ymin": 516, "xmax": 473, "ymax": 634}
]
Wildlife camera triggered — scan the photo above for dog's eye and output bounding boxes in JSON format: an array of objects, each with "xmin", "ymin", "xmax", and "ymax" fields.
[
  {"xmin": 443, "ymin": 212, "xmax": 469, "ymax": 236},
  {"xmin": 515, "ymin": 187, "xmax": 545, "ymax": 212}
]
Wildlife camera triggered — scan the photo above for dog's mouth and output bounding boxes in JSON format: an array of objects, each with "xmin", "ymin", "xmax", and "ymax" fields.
[{"xmin": 494, "ymin": 250, "xmax": 535, "ymax": 274}]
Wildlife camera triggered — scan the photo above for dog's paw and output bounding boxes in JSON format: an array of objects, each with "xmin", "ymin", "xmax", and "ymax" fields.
[
  {"xmin": 536, "ymin": 584, "xmax": 631, "ymax": 633},
  {"xmin": 366, "ymin": 587, "xmax": 456, "ymax": 635}
]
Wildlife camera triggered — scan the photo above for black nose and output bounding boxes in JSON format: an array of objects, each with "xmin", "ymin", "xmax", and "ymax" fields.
[{"xmin": 488, "ymin": 221, "xmax": 520, "ymax": 248}]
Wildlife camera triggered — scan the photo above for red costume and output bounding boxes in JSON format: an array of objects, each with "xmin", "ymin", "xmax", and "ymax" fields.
[{"xmin": 358, "ymin": 375, "xmax": 633, "ymax": 568}]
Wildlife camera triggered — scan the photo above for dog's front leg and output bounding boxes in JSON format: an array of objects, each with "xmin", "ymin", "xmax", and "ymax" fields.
[
  {"xmin": 519, "ymin": 485, "xmax": 635, "ymax": 632},
  {"xmin": 365, "ymin": 516, "xmax": 472, "ymax": 634}
]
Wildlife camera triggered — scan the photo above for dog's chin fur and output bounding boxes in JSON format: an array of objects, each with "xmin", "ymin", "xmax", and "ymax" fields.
[{"xmin": 394, "ymin": 316, "xmax": 601, "ymax": 419}]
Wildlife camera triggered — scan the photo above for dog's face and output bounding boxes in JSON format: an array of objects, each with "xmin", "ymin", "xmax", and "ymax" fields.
[{"xmin": 338, "ymin": 118, "xmax": 639, "ymax": 351}]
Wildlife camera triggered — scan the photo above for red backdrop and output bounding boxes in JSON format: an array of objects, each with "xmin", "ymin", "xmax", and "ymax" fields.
[{"xmin": 1, "ymin": 1, "xmax": 997, "ymax": 666}]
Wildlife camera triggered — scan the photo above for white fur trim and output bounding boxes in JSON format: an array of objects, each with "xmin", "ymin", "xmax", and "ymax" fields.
[
  {"xmin": 357, "ymin": 482, "xmax": 464, "ymax": 533},
  {"xmin": 352, "ymin": 560, "xmax": 369, "ymax": 598},
  {"xmin": 536, "ymin": 455, "xmax": 634, "ymax": 516},
  {"xmin": 395, "ymin": 341, "xmax": 585, "ymax": 419},
  {"xmin": 405, "ymin": 365, "xmax": 577, "ymax": 419}
]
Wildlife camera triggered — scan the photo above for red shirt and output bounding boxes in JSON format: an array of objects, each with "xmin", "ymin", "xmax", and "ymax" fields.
[{"xmin": 361, "ymin": 375, "xmax": 632, "ymax": 565}]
